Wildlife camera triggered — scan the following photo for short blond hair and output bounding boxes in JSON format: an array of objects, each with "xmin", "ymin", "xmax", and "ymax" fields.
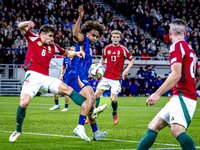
[{"xmin": 111, "ymin": 30, "xmax": 121, "ymax": 36}]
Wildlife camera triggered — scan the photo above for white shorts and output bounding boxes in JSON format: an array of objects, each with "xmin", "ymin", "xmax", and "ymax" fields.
[
  {"xmin": 21, "ymin": 70, "xmax": 62, "ymax": 98},
  {"xmin": 97, "ymin": 77, "xmax": 121, "ymax": 94},
  {"xmin": 157, "ymin": 95, "xmax": 196, "ymax": 129}
]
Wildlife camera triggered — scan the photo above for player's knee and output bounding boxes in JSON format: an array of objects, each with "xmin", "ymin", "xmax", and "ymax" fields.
[
  {"xmin": 59, "ymin": 83, "xmax": 73, "ymax": 95},
  {"xmin": 20, "ymin": 100, "xmax": 29, "ymax": 108},
  {"xmin": 110, "ymin": 97, "xmax": 116, "ymax": 103},
  {"xmin": 171, "ymin": 128, "xmax": 179, "ymax": 137},
  {"xmin": 95, "ymin": 93, "xmax": 101, "ymax": 98},
  {"xmin": 148, "ymin": 121, "xmax": 153, "ymax": 129},
  {"xmin": 87, "ymin": 94, "xmax": 96, "ymax": 104}
]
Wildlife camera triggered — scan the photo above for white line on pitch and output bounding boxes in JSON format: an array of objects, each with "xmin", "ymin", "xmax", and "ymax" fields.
[
  {"xmin": 0, "ymin": 130, "xmax": 197, "ymax": 148},
  {"xmin": 1, "ymin": 102, "xmax": 200, "ymax": 111}
]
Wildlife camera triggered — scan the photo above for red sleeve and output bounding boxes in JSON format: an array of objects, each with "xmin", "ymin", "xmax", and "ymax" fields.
[
  {"xmin": 169, "ymin": 43, "xmax": 183, "ymax": 65},
  {"xmin": 196, "ymin": 59, "xmax": 199, "ymax": 69},
  {"xmin": 24, "ymin": 29, "xmax": 39, "ymax": 40},
  {"xmin": 53, "ymin": 43, "xmax": 65, "ymax": 55},
  {"xmin": 102, "ymin": 47, "xmax": 107, "ymax": 58}
]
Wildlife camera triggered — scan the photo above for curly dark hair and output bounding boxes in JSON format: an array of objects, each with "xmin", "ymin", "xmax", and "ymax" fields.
[{"xmin": 81, "ymin": 20, "xmax": 104, "ymax": 37}]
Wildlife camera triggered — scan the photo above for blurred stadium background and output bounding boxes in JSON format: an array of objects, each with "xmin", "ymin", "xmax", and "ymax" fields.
[{"xmin": 0, "ymin": 0, "xmax": 199, "ymax": 96}]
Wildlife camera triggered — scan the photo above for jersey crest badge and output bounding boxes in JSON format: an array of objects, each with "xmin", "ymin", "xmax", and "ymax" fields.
[
  {"xmin": 117, "ymin": 51, "xmax": 120, "ymax": 57},
  {"xmin": 48, "ymin": 46, "xmax": 51, "ymax": 51},
  {"xmin": 107, "ymin": 50, "xmax": 111, "ymax": 54},
  {"xmin": 37, "ymin": 41, "xmax": 42, "ymax": 46}
]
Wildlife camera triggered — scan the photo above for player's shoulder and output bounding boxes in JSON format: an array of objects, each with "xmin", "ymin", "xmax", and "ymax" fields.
[
  {"xmin": 119, "ymin": 44, "xmax": 128, "ymax": 50},
  {"xmin": 169, "ymin": 39, "xmax": 186, "ymax": 53},
  {"xmin": 119, "ymin": 45, "xmax": 129, "ymax": 52}
]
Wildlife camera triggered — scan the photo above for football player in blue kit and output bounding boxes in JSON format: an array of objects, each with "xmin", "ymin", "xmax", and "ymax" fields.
[
  {"xmin": 49, "ymin": 47, "xmax": 75, "ymax": 111},
  {"xmin": 147, "ymin": 65, "xmax": 157, "ymax": 94},
  {"xmin": 65, "ymin": 6, "xmax": 107, "ymax": 142}
]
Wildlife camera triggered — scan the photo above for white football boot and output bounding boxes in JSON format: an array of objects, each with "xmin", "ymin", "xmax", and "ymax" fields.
[
  {"xmin": 73, "ymin": 126, "xmax": 91, "ymax": 142},
  {"xmin": 9, "ymin": 130, "xmax": 22, "ymax": 142},
  {"xmin": 49, "ymin": 105, "xmax": 60, "ymax": 110},
  {"xmin": 93, "ymin": 130, "xmax": 107, "ymax": 141},
  {"xmin": 61, "ymin": 107, "xmax": 68, "ymax": 111},
  {"xmin": 91, "ymin": 104, "xmax": 107, "ymax": 119}
]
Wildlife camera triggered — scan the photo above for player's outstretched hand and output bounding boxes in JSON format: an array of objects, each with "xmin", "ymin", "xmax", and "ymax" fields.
[
  {"xmin": 28, "ymin": 21, "xmax": 35, "ymax": 28},
  {"xmin": 78, "ymin": 6, "xmax": 84, "ymax": 18},
  {"xmin": 146, "ymin": 93, "xmax": 160, "ymax": 106},
  {"xmin": 122, "ymin": 70, "xmax": 128, "ymax": 80},
  {"xmin": 59, "ymin": 76, "xmax": 63, "ymax": 81},
  {"xmin": 77, "ymin": 51, "xmax": 85, "ymax": 59}
]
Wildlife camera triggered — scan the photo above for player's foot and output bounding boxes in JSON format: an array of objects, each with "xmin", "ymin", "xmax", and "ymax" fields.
[
  {"xmin": 9, "ymin": 130, "xmax": 21, "ymax": 142},
  {"xmin": 73, "ymin": 126, "xmax": 91, "ymax": 142},
  {"xmin": 49, "ymin": 105, "xmax": 60, "ymax": 110},
  {"xmin": 85, "ymin": 119, "xmax": 90, "ymax": 124},
  {"xmin": 91, "ymin": 104, "xmax": 107, "ymax": 119},
  {"xmin": 113, "ymin": 114, "xmax": 119, "ymax": 125},
  {"xmin": 61, "ymin": 107, "xmax": 68, "ymax": 111},
  {"xmin": 93, "ymin": 130, "xmax": 107, "ymax": 141}
]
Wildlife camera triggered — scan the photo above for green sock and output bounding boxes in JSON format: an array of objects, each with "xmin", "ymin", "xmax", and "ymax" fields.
[
  {"xmin": 69, "ymin": 90, "xmax": 85, "ymax": 106},
  {"xmin": 96, "ymin": 98, "xmax": 100, "ymax": 108},
  {"xmin": 136, "ymin": 129, "xmax": 158, "ymax": 150},
  {"xmin": 112, "ymin": 101, "xmax": 118, "ymax": 115},
  {"xmin": 177, "ymin": 132, "xmax": 196, "ymax": 150},
  {"xmin": 69, "ymin": 90, "xmax": 95, "ymax": 114},
  {"xmin": 16, "ymin": 105, "xmax": 26, "ymax": 132}
]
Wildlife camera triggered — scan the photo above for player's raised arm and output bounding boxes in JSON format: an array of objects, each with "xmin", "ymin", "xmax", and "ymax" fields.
[
  {"xmin": 73, "ymin": 6, "xmax": 84, "ymax": 43},
  {"xmin": 18, "ymin": 21, "xmax": 35, "ymax": 34}
]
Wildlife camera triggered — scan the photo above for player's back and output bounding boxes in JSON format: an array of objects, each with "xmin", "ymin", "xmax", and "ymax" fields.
[
  {"xmin": 169, "ymin": 39, "xmax": 199, "ymax": 100},
  {"xmin": 69, "ymin": 36, "xmax": 92, "ymax": 77}
]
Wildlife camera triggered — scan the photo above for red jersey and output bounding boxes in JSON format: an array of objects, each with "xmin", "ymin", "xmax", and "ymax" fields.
[
  {"xmin": 169, "ymin": 39, "xmax": 199, "ymax": 100},
  {"xmin": 24, "ymin": 29, "xmax": 65, "ymax": 76},
  {"xmin": 102, "ymin": 44, "xmax": 133, "ymax": 80}
]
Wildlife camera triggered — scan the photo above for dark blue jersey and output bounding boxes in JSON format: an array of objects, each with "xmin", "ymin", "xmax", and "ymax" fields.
[
  {"xmin": 122, "ymin": 79, "xmax": 130, "ymax": 88},
  {"xmin": 90, "ymin": 78, "xmax": 99, "ymax": 89},
  {"xmin": 155, "ymin": 79, "xmax": 163, "ymax": 87},
  {"xmin": 148, "ymin": 68, "xmax": 157, "ymax": 80},
  {"xmin": 136, "ymin": 70, "xmax": 144, "ymax": 79},
  {"xmin": 143, "ymin": 71, "xmax": 149, "ymax": 80},
  {"xmin": 69, "ymin": 36, "xmax": 93, "ymax": 77},
  {"xmin": 62, "ymin": 57, "xmax": 72, "ymax": 80}
]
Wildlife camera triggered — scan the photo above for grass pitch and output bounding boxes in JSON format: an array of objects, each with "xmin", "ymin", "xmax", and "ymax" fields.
[{"xmin": 0, "ymin": 96, "xmax": 200, "ymax": 150}]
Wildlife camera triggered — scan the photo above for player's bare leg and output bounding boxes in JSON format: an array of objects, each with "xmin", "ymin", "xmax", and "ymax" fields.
[
  {"xmin": 85, "ymin": 88, "xmax": 104, "ymax": 124},
  {"xmin": 61, "ymin": 95, "xmax": 69, "ymax": 111},
  {"xmin": 171, "ymin": 123, "xmax": 196, "ymax": 149},
  {"xmin": 111, "ymin": 93, "xmax": 118, "ymax": 125},
  {"xmin": 88, "ymin": 115, "xmax": 107, "ymax": 141},
  {"xmin": 136, "ymin": 116, "xmax": 168, "ymax": 149},
  {"xmin": 9, "ymin": 93, "xmax": 31, "ymax": 142},
  {"xmin": 72, "ymin": 86, "xmax": 95, "ymax": 142}
]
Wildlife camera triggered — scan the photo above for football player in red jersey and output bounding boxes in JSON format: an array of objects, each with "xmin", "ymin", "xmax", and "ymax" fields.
[
  {"xmin": 95, "ymin": 30, "xmax": 135, "ymax": 125},
  {"xmin": 9, "ymin": 21, "xmax": 100, "ymax": 143},
  {"xmin": 137, "ymin": 19, "xmax": 200, "ymax": 150}
]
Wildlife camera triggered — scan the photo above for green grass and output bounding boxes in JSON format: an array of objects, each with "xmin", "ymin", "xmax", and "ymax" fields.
[{"xmin": 0, "ymin": 96, "xmax": 200, "ymax": 150}]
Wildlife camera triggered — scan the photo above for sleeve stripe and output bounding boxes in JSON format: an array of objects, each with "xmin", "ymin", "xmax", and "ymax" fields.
[
  {"xmin": 80, "ymin": 36, "xmax": 84, "ymax": 42},
  {"xmin": 29, "ymin": 36, "xmax": 39, "ymax": 42},
  {"xmin": 180, "ymin": 43, "xmax": 185, "ymax": 58}
]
